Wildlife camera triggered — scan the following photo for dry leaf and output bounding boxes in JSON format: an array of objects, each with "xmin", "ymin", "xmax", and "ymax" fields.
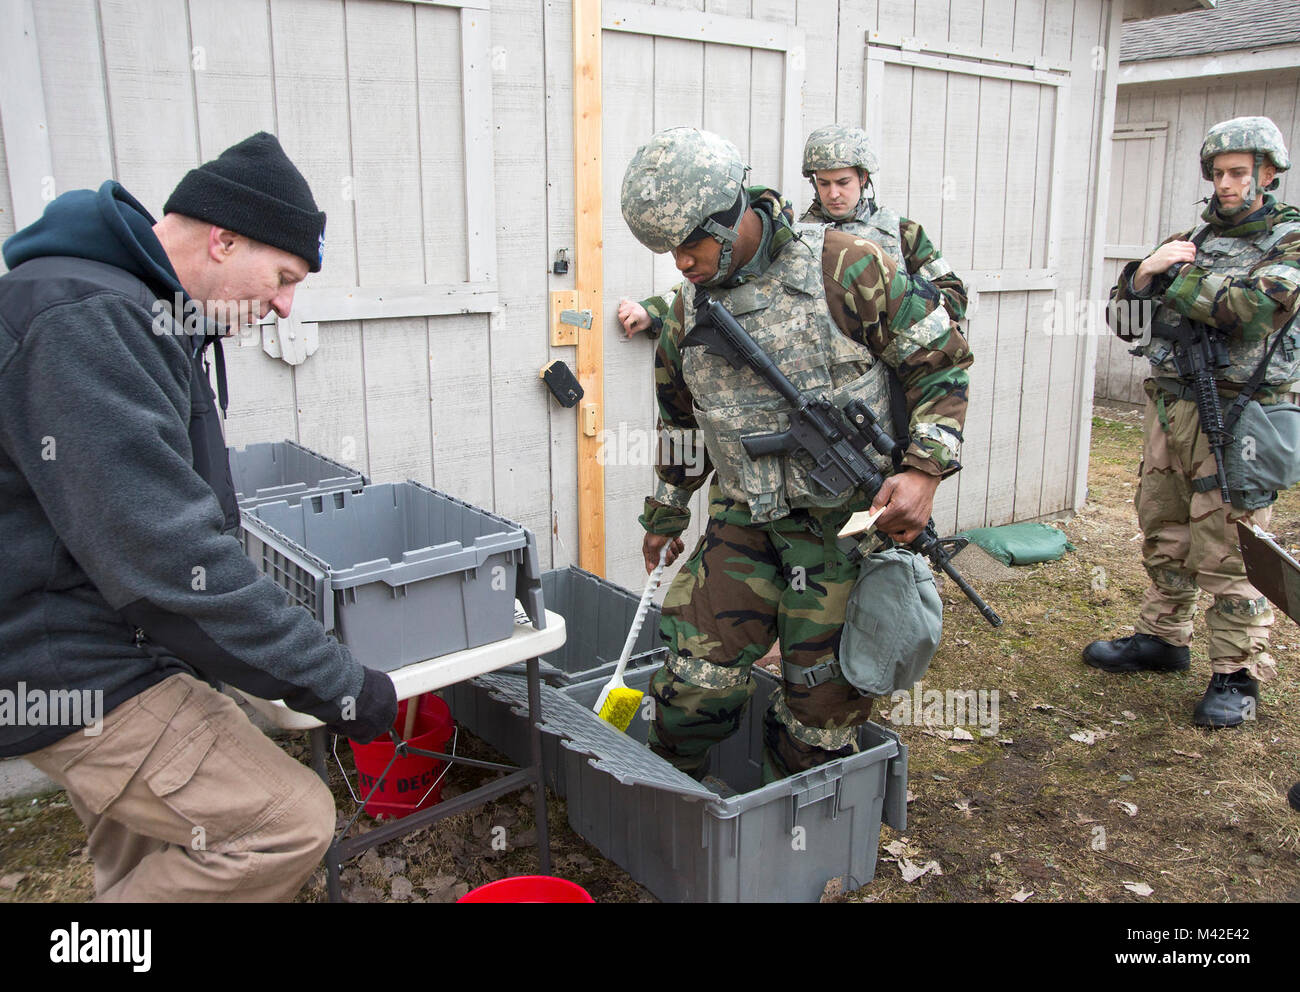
[
  {"xmin": 1122, "ymin": 710, "xmax": 1138, "ymax": 721},
  {"xmin": 1172, "ymin": 749, "xmax": 1203, "ymax": 759},
  {"xmin": 0, "ymin": 873, "xmax": 27, "ymax": 891},
  {"xmin": 899, "ymin": 858, "xmax": 943, "ymax": 883},
  {"xmin": 951, "ymin": 727, "xmax": 975, "ymax": 741},
  {"xmin": 1112, "ymin": 800, "xmax": 1138, "ymax": 817},
  {"xmin": 1070, "ymin": 729, "xmax": 1108, "ymax": 745},
  {"xmin": 1033, "ymin": 703, "xmax": 1054, "ymax": 711},
  {"xmin": 1123, "ymin": 881, "xmax": 1154, "ymax": 897},
  {"xmin": 1008, "ymin": 690, "xmax": 1019, "ymax": 700},
  {"xmin": 989, "ymin": 852, "xmax": 1003, "ymax": 865},
  {"xmin": 997, "ymin": 737, "xmax": 1014, "ymax": 745},
  {"xmin": 1011, "ymin": 889, "xmax": 1034, "ymax": 902}
]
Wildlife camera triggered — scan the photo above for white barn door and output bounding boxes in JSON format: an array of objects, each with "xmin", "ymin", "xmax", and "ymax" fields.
[
  {"xmin": 864, "ymin": 33, "xmax": 1071, "ymax": 531},
  {"xmin": 1095, "ymin": 121, "xmax": 1168, "ymax": 405},
  {"xmin": 598, "ymin": 0, "xmax": 806, "ymax": 592}
]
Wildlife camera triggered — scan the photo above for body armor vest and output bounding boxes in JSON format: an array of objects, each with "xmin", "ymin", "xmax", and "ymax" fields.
[
  {"xmin": 1146, "ymin": 220, "xmax": 1300, "ymax": 385},
  {"xmin": 680, "ymin": 225, "xmax": 898, "ymax": 523},
  {"xmin": 839, "ymin": 202, "xmax": 905, "ymax": 267}
]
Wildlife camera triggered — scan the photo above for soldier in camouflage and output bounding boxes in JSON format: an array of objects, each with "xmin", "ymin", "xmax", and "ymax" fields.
[
  {"xmin": 617, "ymin": 124, "xmax": 969, "ymax": 338},
  {"xmin": 1085, "ymin": 116, "xmax": 1300, "ymax": 728},
  {"xmin": 621, "ymin": 127, "xmax": 973, "ymax": 782},
  {"xmin": 800, "ymin": 124, "xmax": 968, "ymax": 321}
]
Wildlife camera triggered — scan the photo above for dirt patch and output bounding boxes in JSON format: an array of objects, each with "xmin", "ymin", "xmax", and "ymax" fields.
[{"xmin": 3, "ymin": 409, "xmax": 1298, "ymax": 903}]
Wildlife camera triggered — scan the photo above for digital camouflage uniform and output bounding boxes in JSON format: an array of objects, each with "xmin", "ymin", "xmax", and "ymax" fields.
[
  {"xmin": 623, "ymin": 129, "xmax": 972, "ymax": 781},
  {"xmin": 1109, "ymin": 117, "xmax": 1300, "ymax": 684}
]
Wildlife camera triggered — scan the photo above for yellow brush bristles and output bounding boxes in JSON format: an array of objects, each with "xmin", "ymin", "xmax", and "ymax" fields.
[{"xmin": 597, "ymin": 687, "xmax": 643, "ymax": 733}]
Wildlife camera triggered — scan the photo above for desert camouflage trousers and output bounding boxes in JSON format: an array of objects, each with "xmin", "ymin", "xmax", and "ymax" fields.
[
  {"xmin": 1133, "ymin": 383, "xmax": 1277, "ymax": 681},
  {"xmin": 647, "ymin": 502, "xmax": 876, "ymax": 782}
]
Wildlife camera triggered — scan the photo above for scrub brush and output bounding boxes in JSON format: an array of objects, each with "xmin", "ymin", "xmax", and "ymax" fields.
[{"xmin": 594, "ymin": 543, "xmax": 670, "ymax": 732}]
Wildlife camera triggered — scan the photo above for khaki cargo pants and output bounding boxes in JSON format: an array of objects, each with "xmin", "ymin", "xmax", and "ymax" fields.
[
  {"xmin": 25, "ymin": 672, "xmax": 335, "ymax": 901},
  {"xmin": 1133, "ymin": 384, "xmax": 1276, "ymax": 681}
]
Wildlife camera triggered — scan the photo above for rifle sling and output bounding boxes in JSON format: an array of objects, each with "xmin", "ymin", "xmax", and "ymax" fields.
[
  {"xmin": 1154, "ymin": 321, "xmax": 1292, "ymax": 495},
  {"xmin": 885, "ymin": 364, "xmax": 909, "ymax": 469}
]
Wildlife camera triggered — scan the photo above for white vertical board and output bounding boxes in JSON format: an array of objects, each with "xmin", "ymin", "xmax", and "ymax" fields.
[
  {"xmin": 1043, "ymin": 0, "xmax": 1104, "ymax": 518},
  {"xmin": 836, "ymin": 0, "xmax": 878, "ymax": 123},
  {"xmin": 0, "ymin": 0, "xmax": 55, "ymax": 230},
  {"xmin": 32, "ymin": 0, "xmax": 114, "ymax": 196},
  {"xmin": 189, "ymin": 0, "xmax": 298, "ymax": 450},
  {"xmin": 268, "ymin": 0, "xmax": 365, "ymax": 466},
  {"xmin": 346, "ymin": 0, "xmax": 433, "ymax": 485},
  {"xmin": 429, "ymin": 313, "xmax": 495, "ymax": 507},
  {"xmin": 795, "ymin": 0, "xmax": 838, "ymax": 163},
  {"xmin": 269, "ymin": 0, "xmax": 359, "ymax": 290},
  {"xmin": 542, "ymin": 0, "xmax": 579, "ymax": 568},
  {"xmin": 601, "ymin": 25, "xmax": 662, "ymax": 581},
  {"xmin": 0, "ymin": 105, "xmax": 16, "ymax": 273},
  {"xmin": 417, "ymin": 4, "xmax": 494, "ymax": 505},
  {"xmin": 487, "ymin": 0, "xmax": 556, "ymax": 548},
  {"xmin": 187, "ymin": 0, "xmax": 277, "ymax": 156},
  {"xmin": 418, "ymin": 3, "xmax": 470, "ymax": 280},
  {"xmin": 98, "ymin": 0, "xmax": 200, "ymax": 213},
  {"xmin": 292, "ymin": 318, "xmax": 370, "ymax": 476}
]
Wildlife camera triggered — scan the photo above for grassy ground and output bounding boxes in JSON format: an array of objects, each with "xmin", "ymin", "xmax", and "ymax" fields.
[{"xmin": 3, "ymin": 406, "xmax": 1298, "ymax": 903}]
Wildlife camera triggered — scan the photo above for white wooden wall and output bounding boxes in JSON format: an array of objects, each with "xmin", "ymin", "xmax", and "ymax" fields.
[
  {"xmin": 1, "ymin": 0, "xmax": 1120, "ymax": 594},
  {"xmin": 1095, "ymin": 69, "xmax": 1300, "ymax": 404}
]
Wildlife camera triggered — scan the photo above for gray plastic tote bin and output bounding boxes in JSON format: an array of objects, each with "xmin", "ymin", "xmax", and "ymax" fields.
[
  {"xmin": 240, "ymin": 481, "xmax": 545, "ymax": 672},
  {"xmin": 506, "ymin": 566, "xmax": 668, "ymax": 686},
  {"xmin": 475, "ymin": 666, "xmax": 908, "ymax": 902},
  {"xmin": 228, "ymin": 439, "xmax": 366, "ymax": 509},
  {"xmin": 446, "ymin": 565, "xmax": 669, "ymax": 794}
]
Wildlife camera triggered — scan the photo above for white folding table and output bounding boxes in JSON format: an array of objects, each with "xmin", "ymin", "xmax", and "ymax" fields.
[{"xmin": 238, "ymin": 611, "xmax": 566, "ymax": 902}]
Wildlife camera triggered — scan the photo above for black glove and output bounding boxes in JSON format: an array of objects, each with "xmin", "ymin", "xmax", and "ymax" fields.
[{"xmin": 326, "ymin": 667, "xmax": 398, "ymax": 743}]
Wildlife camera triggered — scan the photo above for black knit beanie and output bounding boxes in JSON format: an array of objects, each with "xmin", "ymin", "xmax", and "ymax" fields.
[{"xmin": 163, "ymin": 132, "xmax": 326, "ymax": 272}]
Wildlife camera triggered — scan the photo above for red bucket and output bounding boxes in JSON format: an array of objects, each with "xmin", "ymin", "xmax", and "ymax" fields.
[
  {"xmin": 347, "ymin": 694, "xmax": 454, "ymax": 820},
  {"xmin": 457, "ymin": 876, "xmax": 595, "ymax": 903}
]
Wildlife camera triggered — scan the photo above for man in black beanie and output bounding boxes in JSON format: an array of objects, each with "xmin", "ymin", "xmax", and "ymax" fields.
[{"xmin": 0, "ymin": 132, "xmax": 396, "ymax": 901}]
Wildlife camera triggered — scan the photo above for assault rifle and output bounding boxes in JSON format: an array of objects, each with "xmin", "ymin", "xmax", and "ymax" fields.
[
  {"xmin": 684, "ymin": 291, "xmax": 1003, "ymax": 628},
  {"xmin": 1150, "ymin": 308, "xmax": 1233, "ymax": 503}
]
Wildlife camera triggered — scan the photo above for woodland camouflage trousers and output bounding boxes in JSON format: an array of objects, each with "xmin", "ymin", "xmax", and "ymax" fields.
[
  {"xmin": 1133, "ymin": 384, "xmax": 1277, "ymax": 681},
  {"xmin": 647, "ymin": 504, "xmax": 876, "ymax": 782}
]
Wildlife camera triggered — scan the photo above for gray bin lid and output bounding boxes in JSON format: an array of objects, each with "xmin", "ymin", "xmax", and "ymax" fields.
[{"xmin": 474, "ymin": 673, "xmax": 715, "ymax": 801}]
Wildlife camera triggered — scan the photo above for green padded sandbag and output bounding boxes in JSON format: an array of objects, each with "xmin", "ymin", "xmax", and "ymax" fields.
[{"xmin": 955, "ymin": 522, "xmax": 1074, "ymax": 567}]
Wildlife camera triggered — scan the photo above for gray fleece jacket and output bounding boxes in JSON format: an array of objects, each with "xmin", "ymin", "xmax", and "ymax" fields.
[{"xmin": 0, "ymin": 181, "xmax": 396, "ymax": 755}]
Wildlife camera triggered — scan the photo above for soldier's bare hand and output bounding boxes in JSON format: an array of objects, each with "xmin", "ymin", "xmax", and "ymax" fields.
[
  {"xmin": 870, "ymin": 469, "xmax": 942, "ymax": 545},
  {"xmin": 1134, "ymin": 240, "xmax": 1197, "ymax": 291},
  {"xmin": 643, "ymin": 532, "xmax": 686, "ymax": 573},
  {"xmin": 618, "ymin": 299, "xmax": 651, "ymax": 339}
]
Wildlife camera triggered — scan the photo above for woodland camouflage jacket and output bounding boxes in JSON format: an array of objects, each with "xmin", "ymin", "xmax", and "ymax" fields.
[
  {"xmin": 801, "ymin": 198, "xmax": 969, "ymax": 321},
  {"xmin": 1111, "ymin": 194, "xmax": 1300, "ymax": 397}
]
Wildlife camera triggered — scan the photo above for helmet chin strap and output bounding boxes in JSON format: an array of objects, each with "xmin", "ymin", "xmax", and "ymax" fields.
[
  {"xmin": 697, "ymin": 194, "xmax": 746, "ymax": 287},
  {"xmin": 1217, "ymin": 153, "xmax": 1265, "ymax": 216}
]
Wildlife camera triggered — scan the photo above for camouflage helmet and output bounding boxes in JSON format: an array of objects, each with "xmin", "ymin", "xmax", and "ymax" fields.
[
  {"xmin": 1200, "ymin": 116, "xmax": 1291, "ymax": 182},
  {"xmin": 620, "ymin": 127, "xmax": 748, "ymax": 253},
  {"xmin": 802, "ymin": 124, "xmax": 880, "ymax": 179}
]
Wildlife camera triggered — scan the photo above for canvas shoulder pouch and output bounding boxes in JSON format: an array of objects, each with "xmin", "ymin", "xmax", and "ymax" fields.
[
  {"xmin": 838, "ymin": 546, "xmax": 943, "ymax": 696},
  {"xmin": 1224, "ymin": 399, "xmax": 1300, "ymax": 509}
]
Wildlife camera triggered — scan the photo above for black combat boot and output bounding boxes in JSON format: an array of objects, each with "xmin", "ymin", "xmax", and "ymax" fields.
[
  {"xmin": 1288, "ymin": 782, "xmax": 1300, "ymax": 812},
  {"xmin": 1193, "ymin": 669, "xmax": 1259, "ymax": 728},
  {"xmin": 1082, "ymin": 633, "xmax": 1190, "ymax": 673}
]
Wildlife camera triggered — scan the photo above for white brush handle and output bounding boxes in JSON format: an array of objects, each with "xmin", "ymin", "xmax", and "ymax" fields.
[{"xmin": 612, "ymin": 544, "xmax": 670, "ymax": 682}]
